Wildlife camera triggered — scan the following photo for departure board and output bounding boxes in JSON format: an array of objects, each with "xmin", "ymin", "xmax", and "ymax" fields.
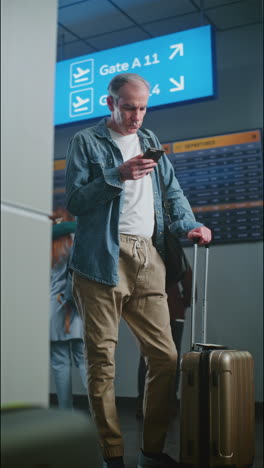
[
  {"xmin": 53, "ymin": 129, "xmax": 263, "ymax": 245},
  {"xmin": 165, "ymin": 129, "xmax": 263, "ymax": 244}
]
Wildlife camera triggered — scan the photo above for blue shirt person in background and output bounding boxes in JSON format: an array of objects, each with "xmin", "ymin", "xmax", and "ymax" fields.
[
  {"xmin": 66, "ymin": 73, "xmax": 211, "ymax": 468},
  {"xmin": 50, "ymin": 208, "xmax": 87, "ymax": 409}
]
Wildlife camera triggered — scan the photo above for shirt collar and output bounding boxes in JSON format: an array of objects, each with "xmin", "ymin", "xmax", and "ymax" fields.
[{"xmin": 93, "ymin": 117, "xmax": 151, "ymax": 144}]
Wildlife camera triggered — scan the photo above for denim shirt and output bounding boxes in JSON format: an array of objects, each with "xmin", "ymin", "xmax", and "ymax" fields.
[{"xmin": 66, "ymin": 117, "xmax": 203, "ymax": 285}]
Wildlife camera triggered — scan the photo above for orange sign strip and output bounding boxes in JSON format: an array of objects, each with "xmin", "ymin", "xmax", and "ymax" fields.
[
  {"xmin": 162, "ymin": 143, "xmax": 172, "ymax": 154},
  {"xmin": 54, "ymin": 159, "xmax": 66, "ymax": 170},
  {"xmin": 172, "ymin": 130, "xmax": 261, "ymax": 154},
  {"xmin": 192, "ymin": 200, "xmax": 263, "ymax": 213}
]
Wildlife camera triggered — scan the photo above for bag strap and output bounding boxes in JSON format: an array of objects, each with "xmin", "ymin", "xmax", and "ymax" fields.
[{"xmin": 158, "ymin": 166, "xmax": 171, "ymax": 225}]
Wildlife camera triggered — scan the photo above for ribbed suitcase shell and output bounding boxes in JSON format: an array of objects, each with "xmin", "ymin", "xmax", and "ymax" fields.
[{"xmin": 180, "ymin": 349, "xmax": 255, "ymax": 468}]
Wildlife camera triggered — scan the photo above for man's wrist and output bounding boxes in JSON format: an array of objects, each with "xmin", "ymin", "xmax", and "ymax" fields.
[{"xmin": 119, "ymin": 167, "xmax": 125, "ymax": 182}]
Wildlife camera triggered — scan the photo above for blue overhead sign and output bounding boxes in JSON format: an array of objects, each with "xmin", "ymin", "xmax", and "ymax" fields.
[{"xmin": 54, "ymin": 25, "xmax": 216, "ymax": 126}]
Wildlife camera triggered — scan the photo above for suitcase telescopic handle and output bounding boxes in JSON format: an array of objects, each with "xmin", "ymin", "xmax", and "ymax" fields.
[
  {"xmin": 190, "ymin": 240, "xmax": 198, "ymax": 349},
  {"xmin": 190, "ymin": 239, "xmax": 210, "ymax": 350},
  {"xmin": 202, "ymin": 245, "xmax": 210, "ymax": 344}
]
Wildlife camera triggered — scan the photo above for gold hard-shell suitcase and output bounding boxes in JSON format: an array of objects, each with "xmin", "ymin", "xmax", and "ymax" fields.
[{"xmin": 180, "ymin": 243, "xmax": 255, "ymax": 468}]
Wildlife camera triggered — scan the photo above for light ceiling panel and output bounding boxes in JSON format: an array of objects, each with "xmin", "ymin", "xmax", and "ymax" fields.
[
  {"xmin": 59, "ymin": 0, "xmax": 134, "ymax": 37},
  {"xmin": 143, "ymin": 12, "xmax": 210, "ymax": 37},
  {"xmin": 57, "ymin": 24, "xmax": 78, "ymax": 45},
  {"xmin": 86, "ymin": 26, "xmax": 150, "ymax": 50},
  {"xmin": 58, "ymin": 0, "xmax": 92, "ymax": 6},
  {"xmin": 206, "ymin": 0, "xmax": 262, "ymax": 30},
  {"xmin": 56, "ymin": 0, "xmax": 263, "ymax": 62},
  {"xmin": 192, "ymin": 0, "xmax": 243, "ymax": 8},
  {"xmin": 111, "ymin": 0, "xmax": 197, "ymax": 24},
  {"xmin": 57, "ymin": 40, "xmax": 96, "ymax": 61}
]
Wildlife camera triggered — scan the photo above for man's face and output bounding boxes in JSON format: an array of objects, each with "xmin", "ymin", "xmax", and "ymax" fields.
[{"xmin": 107, "ymin": 82, "xmax": 149, "ymax": 135}]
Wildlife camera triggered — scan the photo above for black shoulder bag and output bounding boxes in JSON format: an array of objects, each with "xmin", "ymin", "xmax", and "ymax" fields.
[
  {"xmin": 141, "ymin": 129, "xmax": 189, "ymax": 286},
  {"xmin": 158, "ymin": 164, "xmax": 190, "ymax": 287}
]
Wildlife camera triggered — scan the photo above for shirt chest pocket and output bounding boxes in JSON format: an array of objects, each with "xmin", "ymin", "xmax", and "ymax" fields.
[{"xmin": 87, "ymin": 142, "xmax": 115, "ymax": 177}]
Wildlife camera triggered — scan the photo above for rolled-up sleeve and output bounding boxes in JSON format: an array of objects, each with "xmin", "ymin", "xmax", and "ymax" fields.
[{"xmin": 161, "ymin": 156, "xmax": 203, "ymax": 235}]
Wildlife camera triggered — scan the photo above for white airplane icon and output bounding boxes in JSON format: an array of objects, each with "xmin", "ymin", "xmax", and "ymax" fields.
[
  {"xmin": 73, "ymin": 67, "xmax": 90, "ymax": 80},
  {"xmin": 73, "ymin": 96, "xmax": 90, "ymax": 108}
]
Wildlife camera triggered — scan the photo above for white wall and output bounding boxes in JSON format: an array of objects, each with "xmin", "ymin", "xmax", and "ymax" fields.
[
  {"xmin": 1, "ymin": 0, "xmax": 57, "ymax": 406},
  {"xmin": 52, "ymin": 23, "xmax": 263, "ymax": 401}
]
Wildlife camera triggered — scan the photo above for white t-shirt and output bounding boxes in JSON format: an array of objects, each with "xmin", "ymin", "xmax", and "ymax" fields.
[{"xmin": 109, "ymin": 129, "xmax": 155, "ymax": 239}]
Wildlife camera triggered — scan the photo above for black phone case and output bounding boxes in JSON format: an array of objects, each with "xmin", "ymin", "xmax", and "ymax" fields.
[{"xmin": 143, "ymin": 147, "xmax": 164, "ymax": 161}]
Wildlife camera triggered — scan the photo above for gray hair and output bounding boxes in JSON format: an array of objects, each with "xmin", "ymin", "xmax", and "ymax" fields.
[{"xmin": 107, "ymin": 73, "xmax": 150, "ymax": 103}]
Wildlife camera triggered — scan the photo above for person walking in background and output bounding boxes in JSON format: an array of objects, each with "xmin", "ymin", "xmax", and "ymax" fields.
[
  {"xmin": 66, "ymin": 73, "xmax": 211, "ymax": 468},
  {"xmin": 136, "ymin": 265, "xmax": 193, "ymax": 419},
  {"xmin": 50, "ymin": 208, "xmax": 87, "ymax": 409}
]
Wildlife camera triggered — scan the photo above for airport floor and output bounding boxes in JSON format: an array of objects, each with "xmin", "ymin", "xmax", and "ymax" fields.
[{"xmin": 50, "ymin": 394, "xmax": 263, "ymax": 468}]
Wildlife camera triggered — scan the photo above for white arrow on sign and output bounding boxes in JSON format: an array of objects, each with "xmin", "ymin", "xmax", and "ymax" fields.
[
  {"xmin": 169, "ymin": 76, "xmax": 184, "ymax": 92},
  {"xmin": 169, "ymin": 43, "xmax": 184, "ymax": 60}
]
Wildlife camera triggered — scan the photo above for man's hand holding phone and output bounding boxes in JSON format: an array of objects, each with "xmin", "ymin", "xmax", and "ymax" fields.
[
  {"xmin": 119, "ymin": 153, "xmax": 157, "ymax": 181},
  {"xmin": 119, "ymin": 147, "xmax": 164, "ymax": 182},
  {"xmin": 143, "ymin": 147, "xmax": 165, "ymax": 162}
]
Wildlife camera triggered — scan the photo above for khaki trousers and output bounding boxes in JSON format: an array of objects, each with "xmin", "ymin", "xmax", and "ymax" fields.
[{"xmin": 73, "ymin": 234, "xmax": 177, "ymax": 459}]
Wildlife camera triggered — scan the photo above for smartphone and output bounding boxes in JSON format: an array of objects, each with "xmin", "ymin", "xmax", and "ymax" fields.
[{"xmin": 143, "ymin": 147, "xmax": 165, "ymax": 162}]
